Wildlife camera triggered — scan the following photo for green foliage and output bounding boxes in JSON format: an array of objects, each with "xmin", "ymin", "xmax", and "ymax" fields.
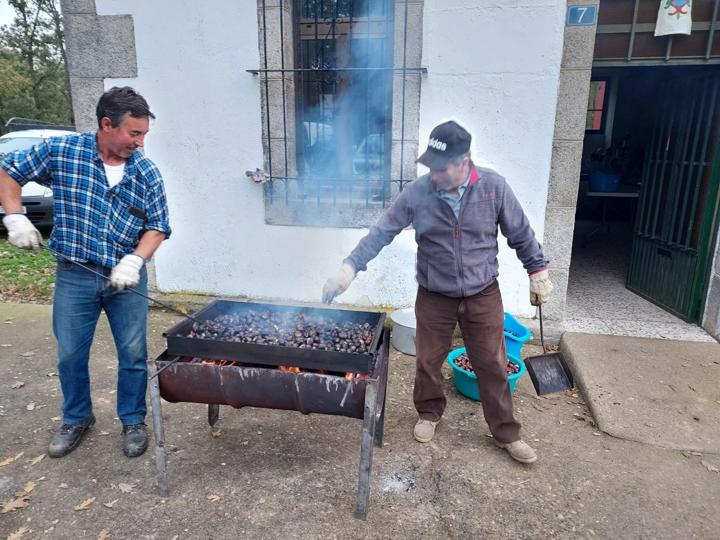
[
  {"xmin": 0, "ymin": 0, "xmax": 72, "ymax": 132},
  {"xmin": 0, "ymin": 237, "xmax": 55, "ymax": 303}
]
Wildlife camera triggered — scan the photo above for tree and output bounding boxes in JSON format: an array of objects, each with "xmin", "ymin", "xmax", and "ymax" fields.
[{"xmin": 0, "ymin": 0, "xmax": 72, "ymax": 131}]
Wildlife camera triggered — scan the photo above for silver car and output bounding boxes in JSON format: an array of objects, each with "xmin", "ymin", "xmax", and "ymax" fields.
[{"xmin": 0, "ymin": 129, "xmax": 74, "ymax": 229}]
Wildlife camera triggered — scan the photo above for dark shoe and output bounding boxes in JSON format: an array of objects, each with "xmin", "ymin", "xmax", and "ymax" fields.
[
  {"xmin": 122, "ymin": 423, "xmax": 149, "ymax": 458},
  {"xmin": 48, "ymin": 415, "xmax": 96, "ymax": 458}
]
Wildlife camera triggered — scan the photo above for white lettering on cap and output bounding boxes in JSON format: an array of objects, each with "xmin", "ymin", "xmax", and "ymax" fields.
[{"xmin": 428, "ymin": 137, "xmax": 447, "ymax": 152}]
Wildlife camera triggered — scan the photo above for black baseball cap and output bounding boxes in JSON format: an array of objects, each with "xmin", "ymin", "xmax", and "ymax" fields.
[{"xmin": 417, "ymin": 120, "xmax": 471, "ymax": 169}]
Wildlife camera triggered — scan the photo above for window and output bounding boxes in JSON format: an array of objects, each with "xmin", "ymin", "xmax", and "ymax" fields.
[
  {"xmin": 586, "ymin": 79, "xmax": 608, "ymax": 133},
  {"xmin": 254, "ymin": 0, "xmax": 423, "ymax": 228}
]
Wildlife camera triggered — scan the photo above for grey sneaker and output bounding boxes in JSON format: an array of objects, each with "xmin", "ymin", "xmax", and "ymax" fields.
[
  {"xmin": 122, "ymin": 423, "xmax": 149, "ymax": 458},
  {"xmin": 495, "ymin": 439, "xmax": 537, "ymax": 464},
  {"xmin": 48, "ymin": 415, "xmax": 96, "ymax": 458},
  {"xmin": 413, "ymin": 418, "xmax": 440, "ymax": 443}
]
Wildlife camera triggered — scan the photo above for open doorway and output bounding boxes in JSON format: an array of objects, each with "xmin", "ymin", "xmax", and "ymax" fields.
[{"xmin": 566, "ymin": 65, "xmax": 719, "ymax": 342}]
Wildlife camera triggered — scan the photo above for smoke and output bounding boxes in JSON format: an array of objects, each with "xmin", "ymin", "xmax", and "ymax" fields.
[{"xmin": 264, "ymin": 0, "xmax": 396, "ymax": 222}]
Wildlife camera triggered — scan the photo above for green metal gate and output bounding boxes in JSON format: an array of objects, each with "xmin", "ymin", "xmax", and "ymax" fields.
[{"xmin": 627, "ymin": 73, "xmax": 720, "ymax": 323}]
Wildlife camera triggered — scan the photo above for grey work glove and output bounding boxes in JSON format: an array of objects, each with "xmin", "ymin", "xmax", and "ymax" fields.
[
  {"xmin": 529, "ymin": 269, "xmax": 553, "ymax": 306},
  {"xmin": 110, "ymin": 254, "xmax": 144, "ymax": 290},
  {"xmin": 2, "ymin": 214, "xmax": 42, "ymax": 250},
  {"xmin": 322, "ymin": 263, "xmax": 356, "ymax": 304}
]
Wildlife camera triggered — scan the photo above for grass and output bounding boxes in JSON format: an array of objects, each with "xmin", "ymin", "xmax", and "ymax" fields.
[{"xmin": 0, "ymin": 235, "xmax": 55, "ymax": 303}]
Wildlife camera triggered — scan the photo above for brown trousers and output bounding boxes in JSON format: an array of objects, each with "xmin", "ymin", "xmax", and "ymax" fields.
[{"xmin": 413, "ymin": 281, "xmax": 521, "ymax": 443}]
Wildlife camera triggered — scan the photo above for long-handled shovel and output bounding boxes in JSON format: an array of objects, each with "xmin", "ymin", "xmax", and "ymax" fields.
[{"xmin": 524, "ymin": 304, "xmax": 573, "ymax": 396}]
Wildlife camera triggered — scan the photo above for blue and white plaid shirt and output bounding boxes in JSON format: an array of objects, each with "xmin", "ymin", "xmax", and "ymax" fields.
[{"xmin": 1, "ymin": 132, "xmax": 171, "ymax": 268}]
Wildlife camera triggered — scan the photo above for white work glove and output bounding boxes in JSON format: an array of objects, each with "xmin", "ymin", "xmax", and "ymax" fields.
[
  {"xmin": 2, "ymin": 214, "xmax": 42, "ymax": 250},
  {"xmin": 322, "ymin": 262, "xmax": 356, "ymax": 304},
  {"xmin": 110, "ymin": 254, "xmax": 144, "ymax": 290},
  {"xmin": 529, "ymin": 269, "xmax": 553, "ymax": 306}
]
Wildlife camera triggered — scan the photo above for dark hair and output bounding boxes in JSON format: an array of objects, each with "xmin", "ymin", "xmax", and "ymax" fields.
[{"xmin": 96, "ymin": 86, "xmax": 155, "ymax": 129}]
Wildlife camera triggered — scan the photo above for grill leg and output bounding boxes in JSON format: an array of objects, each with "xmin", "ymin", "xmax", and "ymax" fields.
[
  {"xmin": 356, "ymin": 380, "xmax": 378, "ymax": 520},
  {"xmin": 208, "ymin": 404, "xmax": 220, "ymax": 427},
  {"xmin": 148, "ymin": 360, "xmax": 169, "ymax": 497},
  {"xmin": 374, "ymin": 399, "xmax": 386, "ymax": 448},
  {"xmin": 374, "ymin": 327, "xmax": 390, "ymax": 448}
]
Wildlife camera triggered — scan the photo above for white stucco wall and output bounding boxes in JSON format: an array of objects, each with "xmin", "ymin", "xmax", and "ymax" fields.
[
  {"xmin": 96, "ymin": 0, "xmax": 565, "ymax": 316},
  {"xmin": 419, "ymin": 0, "xmax": 565, "ymax": 315}
]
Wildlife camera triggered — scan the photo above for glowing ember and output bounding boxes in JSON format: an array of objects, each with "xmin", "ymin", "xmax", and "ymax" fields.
[
  {"xmin": 189, "ymin": 357, "xmax": 368, "ymax": 380},
  {"xmin": 278, "ymin": 365, "xmax": 301, "ymax": 373}
]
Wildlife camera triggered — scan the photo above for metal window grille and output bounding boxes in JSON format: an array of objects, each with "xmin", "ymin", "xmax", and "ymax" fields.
[
  {"xmin": 252, "ymin": 0, "xmax": 424, "ymax": 225},
  {"xmin": 594, "ymin": 0, "xmax": 720, "ymax": 66}
]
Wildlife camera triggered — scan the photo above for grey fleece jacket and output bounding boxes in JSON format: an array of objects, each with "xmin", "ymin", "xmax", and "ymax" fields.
[{"xmin": 344, "ymin": 165, "xmax": 549, "ymax": 298}]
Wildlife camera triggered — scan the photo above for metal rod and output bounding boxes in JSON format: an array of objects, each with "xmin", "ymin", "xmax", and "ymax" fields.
[
  {"xmin": 399, "ymin": 0, "xmax": 409, "ymax": 192},
  {"xmin": 355, "ymin": 378, "xmax": 378, "ymax": 520},
  {"xmin": 665, "ymin": 80, "xmax": 695, "ymax": 243},
  {"xmin": 677, "ymin": 77, "xmax": 712, "ymax": 246},
  {"xmin": 148, "ymin": 356, "xmax": 183, "ymax": 380},
  {"xmin": 684, "ymin": 77, "xmax": 719, "ymax": 246},
  {"xmin": 627, "ymin": 0, "xmax": 640, "ymax": 62},
  {"xmin": 41, "ymin": 243, "xmax": 204, "ymax": 326},
  {"xmin": 262, "ymin": 0, "xmax": 274, "ymax": 199},
  {"xmin": 247, "ymin": 66, "xmax": 426, "ymax": 73},
  {"xmin": 208, "ymin": 404, "xmax": 220, "ymax": 428},
  {"xmin": 539, "ymin": 304, "xmax": 547, "ymax": 355},
  {"xmin": 279, "ymin": 0, "xmax": 289, "ymax": 193},
  {"xmin": 148, "ymin": 359, "xmax": 169, "ymax": 497},
  {"xmin": 706, "ymin": 0, "xmax": 720, "ymax": 59}
]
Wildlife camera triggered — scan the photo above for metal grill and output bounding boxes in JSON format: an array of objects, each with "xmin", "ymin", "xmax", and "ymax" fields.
[{"xmin": 148, "ymin": 301, "xmax": 392, "ymax": 518}]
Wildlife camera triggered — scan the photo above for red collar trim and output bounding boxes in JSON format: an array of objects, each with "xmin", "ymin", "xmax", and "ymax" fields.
[{"xmin": 468, "ymin": 166, "xmax": 480, "ymax": 186}]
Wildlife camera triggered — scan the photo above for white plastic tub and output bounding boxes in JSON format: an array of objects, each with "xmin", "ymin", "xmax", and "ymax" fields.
[{"xmin": 390, "ymin": 308, "xmax": 416, "ymax": 356}]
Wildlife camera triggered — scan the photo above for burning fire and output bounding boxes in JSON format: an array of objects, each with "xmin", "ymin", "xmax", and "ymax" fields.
[
  {"xmin": 194, "ymin": 358, "xmax": 368, "ymax": 379},
  {"xmin": 278, "ymin": 365, "xmax": 301, "ymax": 373}
]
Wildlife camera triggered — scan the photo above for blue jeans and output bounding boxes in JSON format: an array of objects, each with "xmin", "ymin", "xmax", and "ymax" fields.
[{"xmin": 53, "ymin": 260, "xmax": 148, "ymax": 426}]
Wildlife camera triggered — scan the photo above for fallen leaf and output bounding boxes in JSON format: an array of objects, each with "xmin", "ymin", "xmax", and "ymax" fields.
[
  {"xmin": 207, "ymin": 494, "xmax": 221, "ymax": 502},
  {"xmin": 11, "ymin": 381, "xmax": 25, "ymax": 389},
  {"xmin": 103, "ymin": 499, "xmax": 119, "ymax": 508},
  {"xmin": 211, "ymin": 428, "xmax": 222, "ymax": 438},
  {"xmin": 1, "ymin": 494, "xmax": 30, "ymax": 513},
  {"xmin": 74, "ymin": 497, "xmax": 96, "ymax": 511},
  {"xmin": 26, "ymin": 403, "xmax": 36, "ymax": 411},
  {"xmin": 667, "ymin": 384, "xmax": 677, "ymax": 392},
  {"xmin": 0, "ymin": 452, "xmax": 24, "ymax": 467},
  {"xmin": 19, "ymin": 351, "xmax": 35, "ymax": 358},
  {"xmin": 20, "ymin": 481, "xmax": 36, "ymax": 495},
  {"xmin": 6, "ymin": 526, "xmax": 32, "ymax": 539},
  {"xmin": 98, "ymin": 528, "xmax": 111, "ymax": 540},
  {"xmin": 117, "ymin": 483, "xmax": 135, "ymax": 493},
  {"xmin": 688, "ymin": 384, "xmax": 697, "ymax": 392},
  {"xmin": 701, "ymin": 460, "xmax": 719, "ymax": 473}
]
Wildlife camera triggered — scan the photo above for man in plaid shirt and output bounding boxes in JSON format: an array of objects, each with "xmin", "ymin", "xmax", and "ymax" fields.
[{"xmin": 0, "ymin": 87, "xmax": 171, "ymax": 458}]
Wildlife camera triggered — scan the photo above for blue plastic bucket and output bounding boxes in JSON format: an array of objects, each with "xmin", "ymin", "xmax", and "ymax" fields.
[
  {"xmin": 504, "ymin": 312, "xmax": 531, "ymax": 358},
  {"xmin": 447, "ymin": 348, "xmax": 526, "ymax": 402}
]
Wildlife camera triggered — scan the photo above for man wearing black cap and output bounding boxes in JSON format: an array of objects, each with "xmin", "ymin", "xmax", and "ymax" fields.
[{"xmin": 322, "ymin": 120, "xmax": 552, "ymax": 464}]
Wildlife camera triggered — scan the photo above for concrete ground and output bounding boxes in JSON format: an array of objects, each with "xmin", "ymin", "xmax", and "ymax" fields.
[{"xmin": 1, "ymin": 302, "xmax": 720, "ymax": 539}]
